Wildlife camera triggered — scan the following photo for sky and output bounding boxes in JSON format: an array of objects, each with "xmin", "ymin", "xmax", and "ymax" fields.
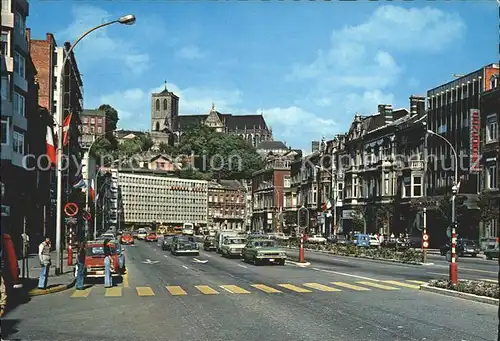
[{"xmin": 28, "ymin": 0, "xmax": 498, "ymax": 151}]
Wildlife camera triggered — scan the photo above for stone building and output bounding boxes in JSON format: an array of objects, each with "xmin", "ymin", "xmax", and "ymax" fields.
[
  {"xmin": 79, "ymin": 108, "xmax": 106, "ymax": 148},
  {"xmin": 207, "ymin": 180, "xmax": 246, "ymax": 230}
]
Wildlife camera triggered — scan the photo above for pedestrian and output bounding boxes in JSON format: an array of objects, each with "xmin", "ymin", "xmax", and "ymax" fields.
[
  {"xmin": 103, "ymin": 242, "xmax": 113, "ymax": 288},
  {"xmin": 75, "ymin": 242, "xmax": 86, "ymax": 290},
  {"xmin": 37, "ymin": 236, "xmax": 51, "ymax": 289}
]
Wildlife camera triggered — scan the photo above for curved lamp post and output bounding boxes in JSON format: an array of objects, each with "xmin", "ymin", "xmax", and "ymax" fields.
[{"xmin": 54, "ymin": 14, "xmax": 136, "ymax": 275}]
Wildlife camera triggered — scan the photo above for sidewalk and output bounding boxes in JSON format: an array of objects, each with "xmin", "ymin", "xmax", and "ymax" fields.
[{"xmin": 17, "ymin": 251, "xmax": 76, "ymax": 296}]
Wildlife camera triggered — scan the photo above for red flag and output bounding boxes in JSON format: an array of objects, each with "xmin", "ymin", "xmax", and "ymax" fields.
[
  {"xmin": 90, "ymin": 178, "xmax": 96, "ymax": 201},
  {"xmin": 46, "ymin": 126, "xmax": 56, "ymax": 167},
  {"xmin": 62, "ymin": 113, "xmax": 73, "ymax": 146}
]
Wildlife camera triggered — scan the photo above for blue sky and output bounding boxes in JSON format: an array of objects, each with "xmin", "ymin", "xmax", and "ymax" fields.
[{"xmin": 28, "ymin": 1, "xmax": 497, "ymax": 150}]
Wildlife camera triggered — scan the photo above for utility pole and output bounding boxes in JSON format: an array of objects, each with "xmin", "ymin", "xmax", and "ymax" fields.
[{"xmin": 422, "ymin": 207, "xmax": 427, "ymax": 263}]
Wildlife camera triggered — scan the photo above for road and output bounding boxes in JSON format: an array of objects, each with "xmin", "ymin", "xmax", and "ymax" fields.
[
  {"xmin": 3, "ymin": 241, "xmax": 497, "ymax": 341},
  {"xmin": 285, "ymin": 248, "xmax": 499, "ymax": 283}
]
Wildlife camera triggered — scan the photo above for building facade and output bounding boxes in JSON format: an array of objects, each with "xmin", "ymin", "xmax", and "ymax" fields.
[
  {"xmin": 207, "ymin": 180, "xmax": 246, "ymax": 230},
  {"xmin": 116, "ymin": 170, "xmax": 208, "ymax": 228},
  {"xmin": 79, "ymin": 108, "xmax": 105, "ymax": 148}
]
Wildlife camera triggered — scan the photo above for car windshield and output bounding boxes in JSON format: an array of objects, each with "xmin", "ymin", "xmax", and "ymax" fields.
[
  {"xmin": 229, "ymin": 238, "xmax": 245, "ymax": 244},
  {"xmin": 463, "ymin": 240, "xmax": 476, "ymax": 246},
  {"xmin": 177, "ymin": 237, "xmax": 194, "ymax": 243},
  {"xmin": 254, "ymin": 241, "xmax": 276, "ymax": 248},
  {"xmin": 87, "ymin": 245, "xmax": 116, "ymax": 256}
]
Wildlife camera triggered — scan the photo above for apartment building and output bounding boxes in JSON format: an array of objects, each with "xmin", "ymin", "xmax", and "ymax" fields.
[
  {"xmin": 80, "ymin": 108, "xmax": 106, "ymax": 149},
  {"xmin": 207, "ymin": 180, "xmax": 246, "ymax": 231},
  {"xmin": 116, "ymin": 169, "xmax": 208, "ymax": 228}
]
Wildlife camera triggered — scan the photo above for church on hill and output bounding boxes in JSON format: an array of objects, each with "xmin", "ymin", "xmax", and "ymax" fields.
[{"xmin": 150, "ymin": 82, "xmax": 273, "ymax": 148}]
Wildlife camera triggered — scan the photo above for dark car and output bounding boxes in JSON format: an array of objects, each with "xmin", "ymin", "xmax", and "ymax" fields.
[
  {"xmin": 203, "ymin": 236, "xmax": 216, "ymax": 251},
  {"xmin": 171, "ymin": 236, "xmax": 199, "ymax": 256},
  {"xmin": 440, "ymin": 239, "xmax": 480, "ymax": 257},
  {"xmin": 161, "ymin": 236, "xmax": 175, "ymax": 251}
]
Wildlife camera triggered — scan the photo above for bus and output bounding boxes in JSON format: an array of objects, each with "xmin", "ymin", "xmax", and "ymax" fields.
[{"xmin": 182, "ymin": 223, "xmax": 194, "ymax": 235}]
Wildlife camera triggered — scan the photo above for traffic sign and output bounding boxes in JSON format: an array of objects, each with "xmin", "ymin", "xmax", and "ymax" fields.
[
  {"xmin": 446, "ymin": 227, "xmax": 451, "ymax": 238},
  {"xmin": 64, "ymin": 202, "xmax": 79, "ymax": 217},
  {"xmin": 64, "ymin": 217, "xmax": 78, "ymax": 225},
  {"xmin": 422, "ymin": 241, "xmax": 429, "ymax": 248},
  {"xmin": 422, "ymin": 234, "xmax": 429, "ymax": 241},
  {"xmin": 82, "ymin": 210, "xmax": 91, "ymax": 221}
]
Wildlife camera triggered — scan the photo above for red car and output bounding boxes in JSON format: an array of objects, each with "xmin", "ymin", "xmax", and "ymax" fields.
[
  {"xmin": 85, "ymin": 241, "xmax": 121, "ymax": 278},
  {"xmin": 120, "ymin": 233, "xmax": 134, "ymax": 245},
  {"xmin": 145, "ymin": 233, "xmax": 157, "ymax": 242}
]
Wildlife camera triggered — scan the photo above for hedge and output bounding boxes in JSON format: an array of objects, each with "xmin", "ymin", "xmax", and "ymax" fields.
[{"xmin": 429, "ymin": 279, "xmax": 499, "ymax": 299}]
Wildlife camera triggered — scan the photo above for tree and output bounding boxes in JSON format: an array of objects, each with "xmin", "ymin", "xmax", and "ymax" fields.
[
  {"xmin": 375, "ymin": 203, "xmax": 396, "ymax": 234},
  {"xmin": 352, "ymin": 206, "xmax": 368, "ymax": 233},
  {"xmin": 139, "ymin": 134, "xmax": 154, "ymax": 152},
  {"xmin": 99, "ymin": 104, "xmax": 119, "ymax": 132},
  {"xmin": 477, "ymin": 190, "xmax": 499, "ymax": 234}
]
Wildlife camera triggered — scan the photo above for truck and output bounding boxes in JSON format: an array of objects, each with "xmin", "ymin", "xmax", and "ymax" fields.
[
  {"xmin": 215, "ymin": 231, "xmax": 240, "ymax": 253},
  {"xmin": 182, "ymin": 223, "xmax": 194, "ymax": 236}
]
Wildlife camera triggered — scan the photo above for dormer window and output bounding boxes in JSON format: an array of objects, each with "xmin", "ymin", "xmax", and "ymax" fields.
[{"xmin": 490, "ymin": 75, "xmax": 499, "ymax": 90}]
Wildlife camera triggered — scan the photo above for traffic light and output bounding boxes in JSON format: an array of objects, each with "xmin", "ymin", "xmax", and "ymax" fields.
[{"xmin": 298, "ymin": 207, "xmax": 309, "ymax": 228}]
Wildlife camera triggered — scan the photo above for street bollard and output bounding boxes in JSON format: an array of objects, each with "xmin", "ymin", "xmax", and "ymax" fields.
[
  {"xmin": 67, "ymin": 226, "xmax": 73, "ymax": 266},
  {"xmin": 450, "ymin": 231, "xmax": 458, "ymax": 283},
  {"xmin": 299, "ymin": 233, "xmax": 305, "ymax": 263}
]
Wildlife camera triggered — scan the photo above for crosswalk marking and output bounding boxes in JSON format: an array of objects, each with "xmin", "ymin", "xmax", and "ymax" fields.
[
  {"xmin": 136, "ymin": 287, "xmax": 155, "ymax": 296},
  {"xmin": 406, "ymin": 280, "xmax": 426, "ymax": 285},
  {"xmin": 220, "ymin": 285, "xmax": 251, "ymax": 294},
  {"xmin": 251, "ymin": 284, "xmax": 281, "ymax": 293},
  {"xmin": 105, "ymin": 287, "xmax": 122, "ymax": 297},
  {"xmin": 71, "ymin": 288, "xmax": 92, "ymax": 298},
  {"xmin": 357, "ymin": 281, "xmax": 400, "ymax": 290},
  {"xmin": 166, "ymin": 286, "xmax": 187, "ymax": 296},
  {"xmin": 331, "ymin": 282, "xmax": 371, "ymax": 291},
  {"xmin": 382, "ymin": 280, "xmax": 420, "ymax": 289},
  {"xmin": 303, "ymin": 283, "xmax": 341, "ymax": 292},
  {"xmin": 278, "ymin": 284, "xmax": 312, "ymax": 293},
  {"xmin": 195, "ymin": 285, "xmax": 219, "ymax": 295}
]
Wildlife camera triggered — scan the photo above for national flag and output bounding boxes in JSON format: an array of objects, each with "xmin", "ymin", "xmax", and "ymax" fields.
[
  {"xmin": 90, "ymin": 178, "xmax": 96, "ymax": 201},
  {"xmin": 62, "ymin": 113, "xmax": 73, "ymax": 146},
  {"xmin": 46, "ymin": 126, "xmax": 57, "ymax": 167},
  {"xmin": 321, "ymin": 199, "xmax": 332, "ymax": 212},
  {"xmin": 72, "ymin": 178, "xmax": 86, "ymax": 189}
]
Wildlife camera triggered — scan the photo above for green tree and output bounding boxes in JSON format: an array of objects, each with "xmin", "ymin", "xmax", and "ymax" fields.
[
  {"xmin": 99, "ymin": 104, "xmax": 119, "ymax": 132},
  {"xmin": 139, "ymin": 134, "xmax": 154, "ymax": 152},
  {"xmin": 375, "ymin": 203, "xmax": 396, "ymax": 234},
  {"xmin": 477, "ymin": 190, "xmax": 499, "ymax": 234},
  {"xmin": 352, "ymin": 206, "xmax": 367, "ymax": 233}
]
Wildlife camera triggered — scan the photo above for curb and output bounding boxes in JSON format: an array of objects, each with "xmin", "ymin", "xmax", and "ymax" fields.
[
  {"xmin": 28, "ymin": 279, "xmax": 76, "ymax": 297},
  {"xmin": 286, "ymin": 259, "xmax": 311, "ymax": 267},
  {"xmin": 420, "ymin": 283, "xmax": 499, "ymax": 306}
]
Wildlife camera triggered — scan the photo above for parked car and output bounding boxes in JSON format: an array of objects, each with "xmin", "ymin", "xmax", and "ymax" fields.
[
  {"xmin": 120, "ymin": 233, "xmax": 134, "ymax": 245},
  {"xmin": 369, "ymin": 235, "xmax": 380, "ymax": 247},
  {"xmin": 171, "ymin": 236, "xmax": 199, "ymax": 256},
  {"xmin": 84, "ymin": 241, "xmax": 122, "ymax": 278},
  {"xmin": 440, "ymin": 239, "xmax": 480, "ymax": 257},
  {"xmin": 203, "ymin": 236, "xmax": 217, "ymax": 251},
  {"xmin": 484, "ymin": 248, "xmax": 499, "ymax": 260},
  {"xmin": 145, "ymin": 232, "xmax": 157, "ymax": 242},
  {"xmin": 220, "ymin": 236, "xmax": 247, "ymax": 257},
  {"xmin": 161, "ymin": 235, "xmax": 175, "ymax": 251},
  {"xmin": 242, "ymin": 239, "xmax": 287, "ymax": 265},
  {"xmin": 353, "ymin": 234, "xmax": 370, "ymax": 248},
  {"xmin": 307, "ymin": 235, "xmax": 327, "ymax": 244}
]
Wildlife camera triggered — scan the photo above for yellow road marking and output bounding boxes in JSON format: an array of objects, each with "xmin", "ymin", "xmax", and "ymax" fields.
[
  {"xmin": 220, "ymin": 285, "xmax": 251, "ymax": 294},
  {"xmin": 406, "ymin": 280, "xmax": 426, "ymax": 285},
  {"xmin": 331, "ymin": 282, "xmax": 371, "ymax": 291},
  {"xmin": 357, "ymin": 281, "xmax": 400, "ymax": 290},
  {"xmin": 105, "ymin": 287, "xmax": 122, "ymax": 297},
  {"xmin": 251, "ymin": 284, "xmax": 282, "ymax": 293},
  {"xmin": 195, "ymin": 285, "xmax": 219, "ymax": 295},
  {"xmin": 166, "ymin": 286, "xmax": 187, "ymax": 296},
  {"xmin": 303, "ymin": 283, "xmax": 342, "ymax": 292},
  {"xmin": 382, "ymin": 280, "xmax": 420, "ymax": 289},
  {"xmin": 71, "ymin": 287, "xmax": 92, "ymax": 298},
  {"xmin": 136, "ymin": 287, "xmax": 155, "ymax": 296},
  {"xmin": 123, "ymin": 271, "xmax": 129, "ymax": 288},
  {"xmin": 278, "ymin": 284, "xmax": 312, "ymax": 293}
]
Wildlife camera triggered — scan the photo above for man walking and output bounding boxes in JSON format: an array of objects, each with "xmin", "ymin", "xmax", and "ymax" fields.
[{"xmin": 37, "ymin": 237, "xmax": 51, "ymax": 289}]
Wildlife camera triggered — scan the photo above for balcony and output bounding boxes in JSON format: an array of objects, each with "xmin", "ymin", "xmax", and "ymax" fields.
[{"xmin": 1, "ymin": 12, "xmax": 13, "ymax": 28}]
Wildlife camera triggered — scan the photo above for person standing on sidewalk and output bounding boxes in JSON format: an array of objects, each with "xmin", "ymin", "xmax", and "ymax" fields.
[
  {"xmin": 37, "ymin": 237, "xmax": 51, "ymax": 289},
  {"xmin": 103, "ymin": 241, "xmax": 113, "ymax": 288},
  {"xmin": 75, "ymin": 242, "xmax": 86, "ymax": 290}
]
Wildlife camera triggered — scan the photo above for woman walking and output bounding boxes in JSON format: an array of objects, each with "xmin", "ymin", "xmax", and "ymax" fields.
[
  {"xmin": 103, "ymin": 242, "xmax": 113, "ymax": 288},
  {"xmin": 75, "ymin": 242, "xmax": 86, "ymax": 290}
]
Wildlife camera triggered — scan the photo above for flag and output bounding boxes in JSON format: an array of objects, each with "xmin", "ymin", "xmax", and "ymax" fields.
[
  {"xmin": 62, "ymin": 113, "xmax": 73, "ymax": 146},
  {"xmin": 72, "ymin": 178, "xmax": 86, "ymax": 189},
  {"xmin": 90, "ymin": 178, "xmax": 96, "ymax": 201},
  {"xmin": 321, "ymin": 199, "xmax": 332, "ymax": 212},
  {"xmin": 46, "ymin": 126, "xmax": 56, "ymax": 167}
]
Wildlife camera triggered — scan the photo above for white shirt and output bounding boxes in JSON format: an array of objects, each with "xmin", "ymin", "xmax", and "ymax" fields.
[{"xmin": 38, "ymin": 242, "xmax": 46, "ymax": 262}]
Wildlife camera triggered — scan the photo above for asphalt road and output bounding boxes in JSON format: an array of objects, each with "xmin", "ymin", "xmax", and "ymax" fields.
[
  {"xmin": 3, "ymin": 241, "xmax": 498, "ymax": 341},
  {"xmin": 285, "ymin": 248, "xmax": 499, "ymax": 282}
]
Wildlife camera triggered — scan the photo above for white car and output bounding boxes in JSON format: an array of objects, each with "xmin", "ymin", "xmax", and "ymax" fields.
[
  {"xmin": 307, "ymin": 235, "xmax": 327, "ymax": 244},
  {"xmin": 136, "ymin": 229, "xmax": 147, "ymax": 240},
  {"xmin": 370, "ymin": 235, "xmax": 380, "ymax": 247}
]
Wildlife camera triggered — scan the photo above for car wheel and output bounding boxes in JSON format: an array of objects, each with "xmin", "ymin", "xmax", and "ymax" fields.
[{"xmin": 279, "ymin": 260, "xmax": 285, "ymax": 266}]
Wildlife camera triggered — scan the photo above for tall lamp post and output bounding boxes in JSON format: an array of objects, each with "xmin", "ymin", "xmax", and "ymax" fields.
[
  {"xmin": 424, "ymin": 123, "xmax": 460, "ymax": 284},
  {"xmin": 54, "ymin": 14, "xmax": 136, "ymax": 275}
]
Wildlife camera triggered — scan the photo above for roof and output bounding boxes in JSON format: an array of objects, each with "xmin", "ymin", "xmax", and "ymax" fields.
[
  {"xmin": 208, "ymin": 179, "xmax": 245, "ymax": 191},
  {"xmin": 256, "ymin": 141, "xmax": 287, "ymax": 150},
  {"xmin": 81, "ymin": 109, "xmax": 105, "ymax": 117},
  {"xmin": 178, "ymin": 113, "xmax": 269, "ymax": 131},
  {"xmin": 115, "ymin": 129, "xmax": 146, "ymax": 138}
]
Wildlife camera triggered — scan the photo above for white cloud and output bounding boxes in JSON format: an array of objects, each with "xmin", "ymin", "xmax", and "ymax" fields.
[
  {"xmin": 289, "ymin": 5, "xmax": 466, "ymax": 120},
  {"xmin": 57, "ymin": 5, "xmax": 151, "ymax": 76},
  {"xmin": 176, "ymin": 45, "xmax": 205, "ymax": 60}
]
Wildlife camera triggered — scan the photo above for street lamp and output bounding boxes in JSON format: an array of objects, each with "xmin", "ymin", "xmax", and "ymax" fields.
[
  {"xmin": 54, "ymin": 14, "xmax": 136, "ymax": 275},
  {"xmin": 315, "ymin": 165, "xmax": 336, "ymax": 238},
  {"xmin": 424, "ymin": 123, "xmax": 461, "ymax": 284}
]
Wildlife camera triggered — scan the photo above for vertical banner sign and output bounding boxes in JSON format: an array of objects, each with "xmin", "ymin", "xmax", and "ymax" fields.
[{"xmin": 469, "ymin": 109, "xmax": 480, "ymax": 173}]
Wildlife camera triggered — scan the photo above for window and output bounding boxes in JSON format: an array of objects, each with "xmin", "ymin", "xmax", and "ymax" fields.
[
  {"xmin": 487, "ymin": 164, "xmax": 497, "ymax": 189},
  {"xmin": 82, "ymin": 117, "xmax": 88, "ymax": 123},
  {"xmin": 97, "ymin": 127, "xmax": 102, "ymax": 134},
  {"xmin": 1, "ymin": 118, "xmax": 9, "ymax": 145},
  {"xmin": 1, "ymin": 76, "xmax": 8, "ymax": 100},
  {"xmin": 13, "ymin": 131, "xmax": 24, "ymax": 154},
  {"xmin": 486, "ymin": 115, "xmax": 498, "ymax": 143},
  {"xmin": 412, "ymin": 176, "xmax": 422, "ymax": 197},
  {"xmin": 491, "ymin": 76, "xmax": 498, "ymax": 90},
  {"xmin": 337, "ymin": 183, "xmax": 343, "ymax": 200},
  {"xmin": 163, "ymin": 99, "xmax": 168, "ymax": 111},
  {"xmin": 14, "ymin": 12, "xmax": 25, "ymax": 37},
  {"xmin": 14, "ymin": 52, "xmax": 25, "ymax": 78},
  {"xmin": 283, "ymin": 176, "xmax": 291, "ymax": 188},
  {"xmin": 13, "ymin": 92, "xmax": 25, "ymax": 117},
  {"xmin": 90, "ymin": 117, "xmax": 95, "ymax": 124},
  {"xmin": 384, "ymin": 173, "xmax": 389, "ymax": 195},
  {"xmin": 155, "ymin": 99, "xmax": 160, "ymax": 111},
  {"xmin": 403, "ymin": 177, "xmax": 411, "ymax": 197},
  {"xmin": 1, "ymin": 32, "xmax": 7, "ymax": 55},
  {"xmin": 90, "ymin": 126, "xmax": 95, "ymax": 134}
]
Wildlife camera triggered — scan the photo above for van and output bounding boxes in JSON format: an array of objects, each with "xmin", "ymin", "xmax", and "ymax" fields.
[
  {"xmin": 215, "ymin": 231, "xmax": 239, "ymax": 253},
  {"xmin": 353, "ymin": 234, "xmax": 370, "ymax": 248}
]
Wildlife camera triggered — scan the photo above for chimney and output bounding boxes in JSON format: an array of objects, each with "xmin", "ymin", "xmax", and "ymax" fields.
[
  {"xmin": 311, "ymin": 141, "xmax": 320, "ymax": 153},
  {"xmin": 409, "ymin": 95, "xmax": 426, "ymax": 116},
  {"xmin": 379, "ymin": 104, "xmax": 393, "ymax": 125}
]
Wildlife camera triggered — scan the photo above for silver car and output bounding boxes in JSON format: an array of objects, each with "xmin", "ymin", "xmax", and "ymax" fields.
[{"xmin": 221, "ymin": 237, "xmax": 247, "ymax": 258}]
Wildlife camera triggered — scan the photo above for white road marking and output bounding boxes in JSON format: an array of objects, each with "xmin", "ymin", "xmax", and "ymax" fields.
[
  {"xmin": 312, "ymin": 267, "xmax": 381, "ymax": 282},
  {"xmin": 182, "ymin": 265, "xmax": 189, "ymax": 270},
  {"xmin": 220, "ymin": 286, "xmax": 234, "ymax": 294},
  {"xmin": 205, "ymin": 254, "xmax": 212, "ymax": 258},
  {"xmin": 427, "ymin": 272, "xmax": 449, "ymax": 277},
  {"xmin": 237, "ymin": 264, "xmax": 247, "ymax": 269},
  {"xmin": 163, "ymin": 255, "xmax": 168, "ymax": 258},
  {"xmin": 193, "ymin": 258, "xmax": 208, "ymax": 264},
  {"xmin": 432, "ymin": 264, "xmax": 497, "ymax": 274}
]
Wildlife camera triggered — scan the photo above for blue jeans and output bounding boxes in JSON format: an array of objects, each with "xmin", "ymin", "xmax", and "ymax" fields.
[
  {"xmin": 104, "ymin": 256, "xmax": 112, "ymax": 287},
  {"xmin": 38, "ymin": 264, "xmax": 50, "ymax": 289},
  {"xmin": 76, "ymin": 261, "xmax": 85, "ymax": 289}
]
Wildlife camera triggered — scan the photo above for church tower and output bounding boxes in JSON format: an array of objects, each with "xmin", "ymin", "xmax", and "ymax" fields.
[{"xmin": 150, "ymin": 81, "xmax": 179, "ymax": 133}]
